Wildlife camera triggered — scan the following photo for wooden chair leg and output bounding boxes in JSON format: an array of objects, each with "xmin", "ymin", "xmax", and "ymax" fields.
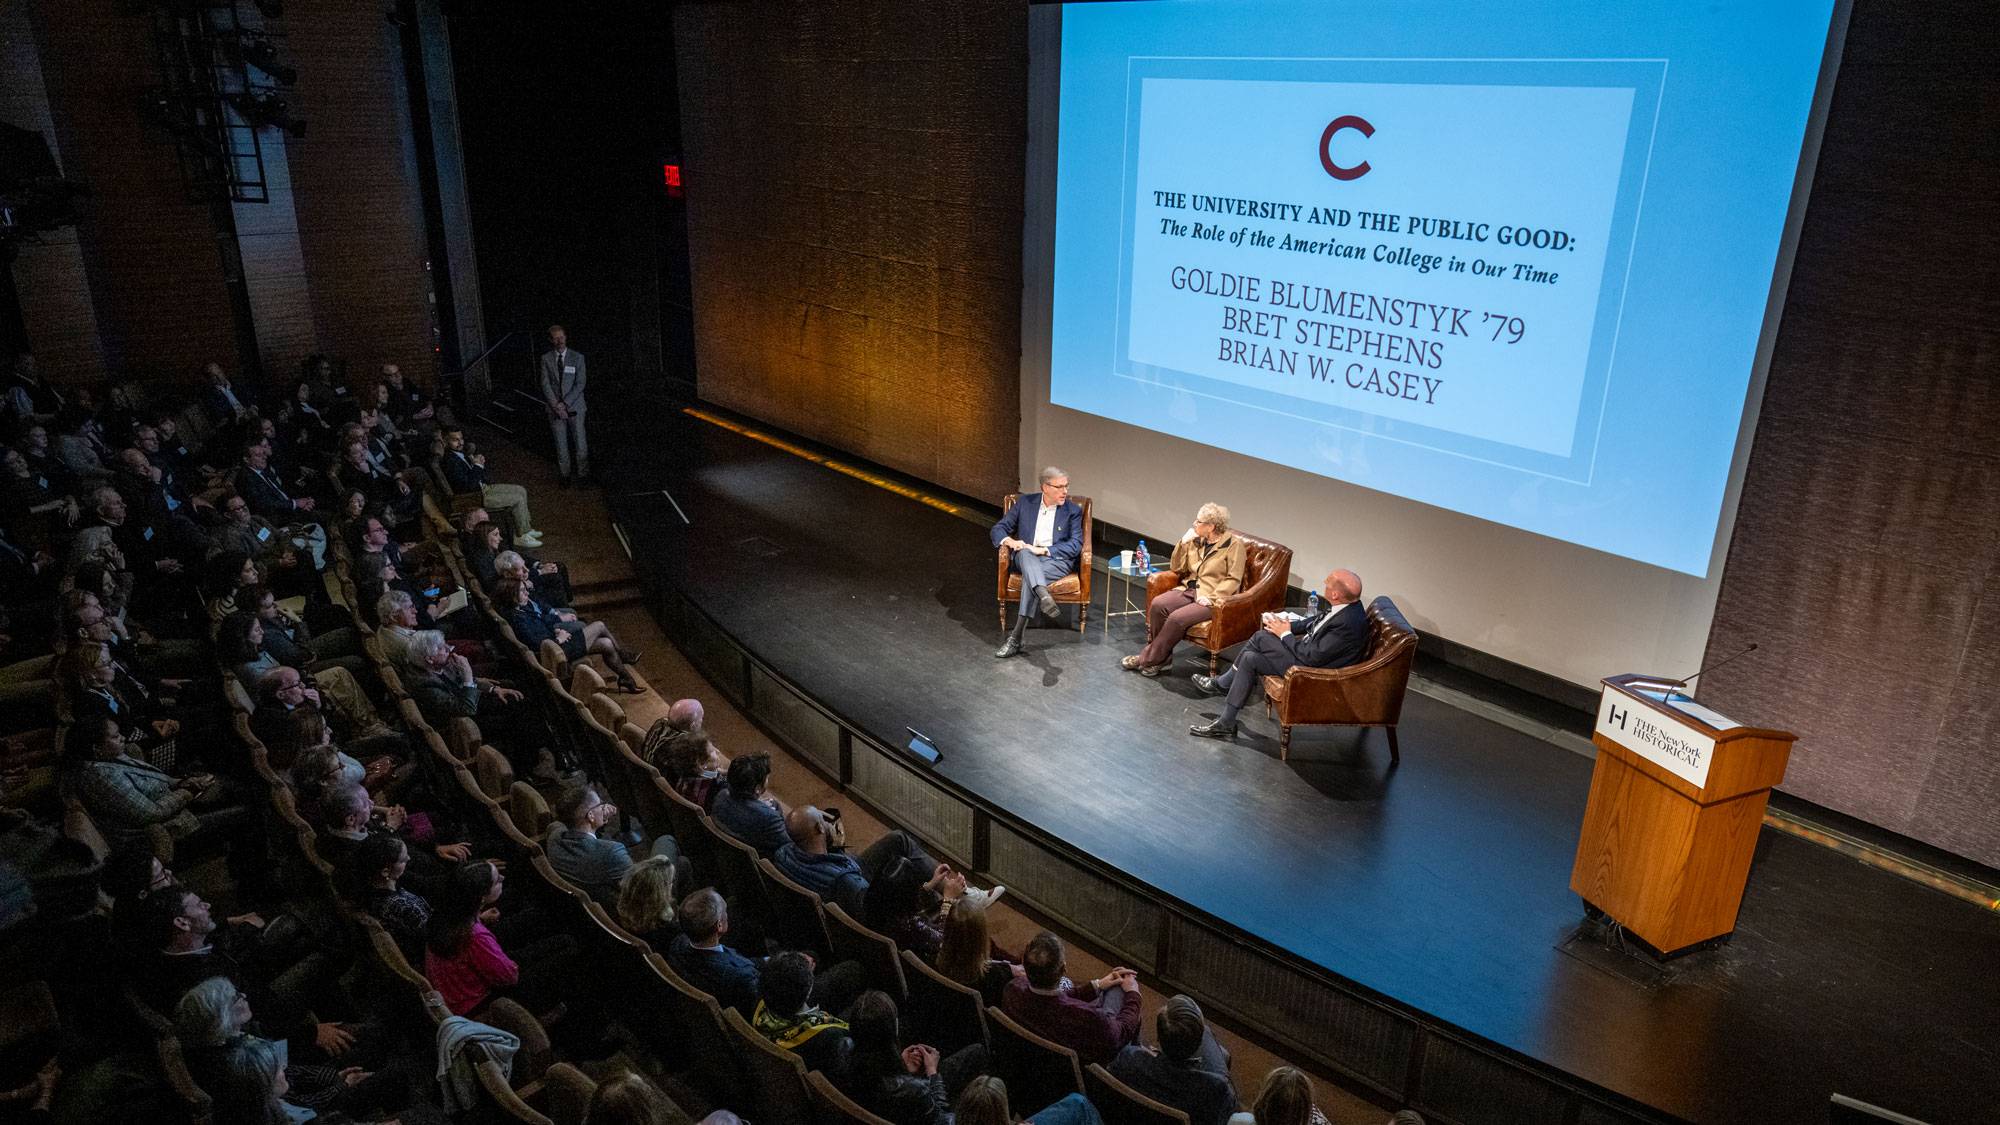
[
  {"xmin": 1279, "ymin": 725, "xmax": 1292, "ymax": 762},
  {"xmin": 1077, "ymin": 602, "xmax": 1087, "ymax": 632},
  {"xmin": 1208, "ymin": 652, "xmax": 1219, "ymax": 674},
  {"xmin": 998, "ymin": 604, "xmax": 1007, "ymax": 632},
  {"xmin": 1386, "ymin": 726, "xmax": 1400, "ymax": 765}
]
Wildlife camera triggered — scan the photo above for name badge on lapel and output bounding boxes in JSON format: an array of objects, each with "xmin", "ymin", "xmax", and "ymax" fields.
[
  {"xmin": 142, "ymin": 526, "xmax": 155, "ymax": 542},
  {"xmin": 563, "ymin": 365, "xmax": 577, "ymax": 375},
  {"xmin": 257, "ymin": 526, "xmax": 272, "ymax": 542}
]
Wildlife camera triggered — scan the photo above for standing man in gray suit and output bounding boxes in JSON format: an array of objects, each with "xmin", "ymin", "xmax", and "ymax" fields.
[{"xmin": 539, "ymin": 324, "xmax": 589, "ymax": 485}]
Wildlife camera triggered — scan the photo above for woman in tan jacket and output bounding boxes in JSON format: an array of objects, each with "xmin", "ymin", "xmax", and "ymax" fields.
[{"xmin": 1122, "ymin": 502, "xmax": 1247, "ymax": 676}]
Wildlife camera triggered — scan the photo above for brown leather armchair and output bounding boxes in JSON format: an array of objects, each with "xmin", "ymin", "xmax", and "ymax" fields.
[
  {"xmin": 1261, "ymin": 596, "xmax": 1417, "ymax": 762},
  {"xmin": 1143, "ymin": 531, "xmax": 1294, "ymax": 673},
  {"xmin": 996, "ymin": 493, "xmax": 1093, "ymax": 632}
]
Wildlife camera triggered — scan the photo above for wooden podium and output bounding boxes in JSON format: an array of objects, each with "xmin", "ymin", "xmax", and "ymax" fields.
[{"xmin": 1569, "ymin": 674, "xmax": 1796, "ymax": 956}]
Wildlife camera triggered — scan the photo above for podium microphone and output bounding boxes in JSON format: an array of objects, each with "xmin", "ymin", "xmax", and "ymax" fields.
[{"xmin": 1671, "ymin": 643, "xmax": 1759, "ymax": 691}]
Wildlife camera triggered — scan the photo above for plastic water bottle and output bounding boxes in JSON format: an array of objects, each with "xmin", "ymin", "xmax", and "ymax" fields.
[
  {"xmin": 1135, "ymin": 540, "xmax": 1149, "ymax": 573},
  {"xmin": 1307, "ymin": 590, "xmax": 1321, "ymax": 618}
]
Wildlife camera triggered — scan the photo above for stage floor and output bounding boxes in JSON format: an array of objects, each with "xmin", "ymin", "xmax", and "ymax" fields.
[{"xmin": 601, "ymin": 406, "xmax": 2000, "ymax": 1125}]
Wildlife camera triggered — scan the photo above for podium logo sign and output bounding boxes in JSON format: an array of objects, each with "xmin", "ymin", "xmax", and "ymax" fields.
[{"xmin": 1596, "ymin": 688, "xmax": 1716, "ymax": 788}]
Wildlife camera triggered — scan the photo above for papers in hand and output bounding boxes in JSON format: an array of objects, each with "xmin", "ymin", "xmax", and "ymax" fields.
[{"xmin": 1263, "ymin": 611, "xmax": 1304, "ymax": 624}]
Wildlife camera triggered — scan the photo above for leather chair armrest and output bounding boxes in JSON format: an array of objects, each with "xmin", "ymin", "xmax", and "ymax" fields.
[
  {"xmin": 1206, "ymin": 592, "xmax": 1264, "ymax": 644},
  {"xmin": 1144, "ymin": 570, "xmax": 1181, "ymax": 603}
]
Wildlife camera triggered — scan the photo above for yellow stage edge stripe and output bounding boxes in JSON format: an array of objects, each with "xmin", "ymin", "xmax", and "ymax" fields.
[{"xmin": 683, "ymin": 406, "xmax": 969, "ymax": 519}]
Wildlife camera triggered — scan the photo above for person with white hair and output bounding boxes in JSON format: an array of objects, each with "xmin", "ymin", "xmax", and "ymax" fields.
[
  {"xmin": 402, "ymin": 627, "xmax": 547, "ymax": 776},
  {"xmin": 1121, "ymin": 501, "xmax": 1246, "ymax": 678},
  {"xmin": 989, "ymin": 466, "xmax": 1083, "ymax": 659}
]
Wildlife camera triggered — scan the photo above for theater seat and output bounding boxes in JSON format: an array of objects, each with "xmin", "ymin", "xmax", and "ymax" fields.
[{"xmin": 1261, "ymin": 595, "xmax": 1417, "ymax": 762}]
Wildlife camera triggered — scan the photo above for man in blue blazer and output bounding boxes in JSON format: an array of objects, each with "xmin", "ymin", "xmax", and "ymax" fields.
[
  {"xmin": 1190, "ymin": 568, "xmax": 1369, "ymax": 739},
  {"xmin": 990, "ymin": 466, "xmax": 1083, "ymax": 658}
]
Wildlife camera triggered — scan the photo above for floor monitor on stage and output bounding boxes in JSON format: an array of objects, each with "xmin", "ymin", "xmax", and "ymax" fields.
[{"xmin": 904, "ymin": 727, "xmax": 942, "ymax": 766}]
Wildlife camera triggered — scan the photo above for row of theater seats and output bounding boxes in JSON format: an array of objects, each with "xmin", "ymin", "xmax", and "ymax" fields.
[{"xmin": 152, "ymin": 479, "xmax": 1190, "ymax": 1125}]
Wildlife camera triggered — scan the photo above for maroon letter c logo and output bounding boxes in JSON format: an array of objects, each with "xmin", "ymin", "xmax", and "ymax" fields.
[{"xmin": 1319, "ymin": 115, "xmax": 1375, "ymax": 181}]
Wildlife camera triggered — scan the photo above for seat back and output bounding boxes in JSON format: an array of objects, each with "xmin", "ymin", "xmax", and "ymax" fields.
[
  {"xmin": 824, "ymin": 902, "xmax": 907, "ymax": 1003},
  {"xmin": 585, "ymin": 691, "xmax": 626, "ymax": 733},
  {"xmin": 639, "ymin": 952, "xmax": 745, "ymax": 1108},
  {"xmin": 1085, "ymin": 1063, "xmax": 1192, "ymax": 1125},
  {"xmin": 472, "ymin": 743, "xmax": 515, "ymax": 799},
  {"xmin": 509, "ymin": 780, "xmax": 554, "ymax": 837},
  {"xmin": 475, "ymin": 1055, "xmax": 555, "ymax": 1124},
  {"xmin": 541, "ymin": 1062, "xmax": 597, "ymax": 1125},
  {"xmin": 757, "ymin": 856, "xmax": 834, "ymax": 959},
  {"xmin": 807, "ymin": 1070, "xmax": 896, "ymax": 1125},
  {"xmin": 987, "ymin": 1004, "xmax": 1086, "ymax": 1114},
  {"xmin": 722, "ymin": 1006, "xmax": 815, "ymax": 1125},
  {"xmin": 479, "ymin": 997, "xmax": 554, "ymax": 1086},
  {"xmin": 706, "ymin": 820, "xmax": 772, "ymax": 948},
  {"xmin": 899, "ymin": 948, "xmax": 989, "ymax": 1054}
]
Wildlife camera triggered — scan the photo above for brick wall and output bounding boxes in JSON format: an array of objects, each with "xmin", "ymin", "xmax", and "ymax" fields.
[{"xmin": 671, "ymin": 1, "xmax": 1025, "ymax": 501}]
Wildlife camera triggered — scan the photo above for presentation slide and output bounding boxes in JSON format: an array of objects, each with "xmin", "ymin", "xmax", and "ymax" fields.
[{"xmin": 1046, "ymin": 1, "xmax": 1840, "ymax": 576}]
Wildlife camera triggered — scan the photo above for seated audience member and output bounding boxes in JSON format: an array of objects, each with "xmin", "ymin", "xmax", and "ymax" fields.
[
  {"xmin": 176, "ymin": 977, "xmax": 398, "ymax": 1119},
  {"xmin": 344, "ymin": 831, "xmax": 431, "ymax": 965},
  {"xmin": 955, "ymin": 1075, "xmax": 1103, "ymax": 1125},
  {"xmin": 496, "ymin": 576, "xmax": 640, "ymax": 692},
  {"xmin": 1000, "ymin": 931, "xmax": 1141, "ymax": 1067},
  {"xmin": 462, "ymin": 518, "xmax": 506, "ymax": 591},
  {"xmin": 64, "ymin": 644, "xmax": 177, "ymax": 754},
  {"xmin": 1121, "ymin": 503, "xmax": 1247, "ymax": 676},
  {"xmin": 440, "ymin": 426, "xmax": 543, "ymax": 547},
  {"xmin": 337, "ymin": 437, "xmax": 420, "ymax": 530},
  {"xmin": 400, "ymin": 628, "xmax": 542, "ymax": 774},
  {"xmin": 1189, "ymin": 569, "xmax": 1368, "ymax": 741},
  {"xmin": 753, "ymin": 950, "xmax": 853, "ymax": 1079},
  {"xmin": 666, "ymin": 888, "xmax": 861, "ymax": 1016},
  {"xmin": 665, "ymin": 696, "xmax": 703, "ymax": 733},
  {"xmin": 311, "ymin": 781, "xmax": 377, "ymax": 872},
  {"xmin": 615, "ymin": 854, "xmax": 680, "ymax": 949},
  {"xmin": 220, "ymin": 610, "xmax": 365, "ymax": 695},
  {"xmin": 425, "ymin": 859, "xmax": 578, "ymax": 1016},
  {"xmin": 65, "ymin": 713, "xmax": 233, "ymax": 854},
  {"xmin": 494, "ymin": 545, "xmax": 575, "ymax": 619},
  {"xmin": 1108, "ymin": 995, "xmax": 1238, "ymax": 1125},
  {"xmin": 251, "ymin": 664, "xmax": 402, "ymax": 759},
  {"xmin": 864, "ymin": 853, "xmax": 967, "ymax": 963},
  {"xmin": 842, "ymin": 989, "xmax": 988, "ymax": 1125},
  {"xmin": 708, "ymin": 752, "xmax": 790, "ymax": 854},
  {"xmin": 584, "ymin": 1071, "xmax": 699, "ymax": 1125},
  {"xmin": 935, "ymin": 894, "xmax": 1022, "ymax": 1008},
  {"xmin": 374, "ymin": 588, "xmax": 423, "ymax": 666},
  {"xmin": 644, "ymin": 724, "xmax": 727, "ymax": 811},
  {"xmin": 545, "ymin": 782, "xmax": 690, "ymax": 905},
  {"xmin": 233, "ymin": 436, "xmax": 315, "ymax": 523},
  {"xmin": 130, "ymin": 885, "xmax": 356, "ymax": 1058},
  {"xmin": 380, "ymin": 362, "xmax": 444, "ymax": 434},
  {"xmin": 1227, "ymin": 1067, "xmax": 1331, "ymax": 1125},
  {"xmin": 250, "ymin": 583, "xmax": 359, "ymax": 667},
  {"xmin": 202, "ymin": 550, "xmax": 260, "ymax": 626},
  {"xmin": 776, "ymin": 805, "xmax": 943, "ymax": 918}
]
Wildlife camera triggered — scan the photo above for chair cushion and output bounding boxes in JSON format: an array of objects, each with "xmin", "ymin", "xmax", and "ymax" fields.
[
  {"xmin": 1186, "ymin": 621, "xmax": 1211, "ymax": 641},
  {"xmin": 1003, "ymin": 572, "xmax": 1084, "ymax": 599}
]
